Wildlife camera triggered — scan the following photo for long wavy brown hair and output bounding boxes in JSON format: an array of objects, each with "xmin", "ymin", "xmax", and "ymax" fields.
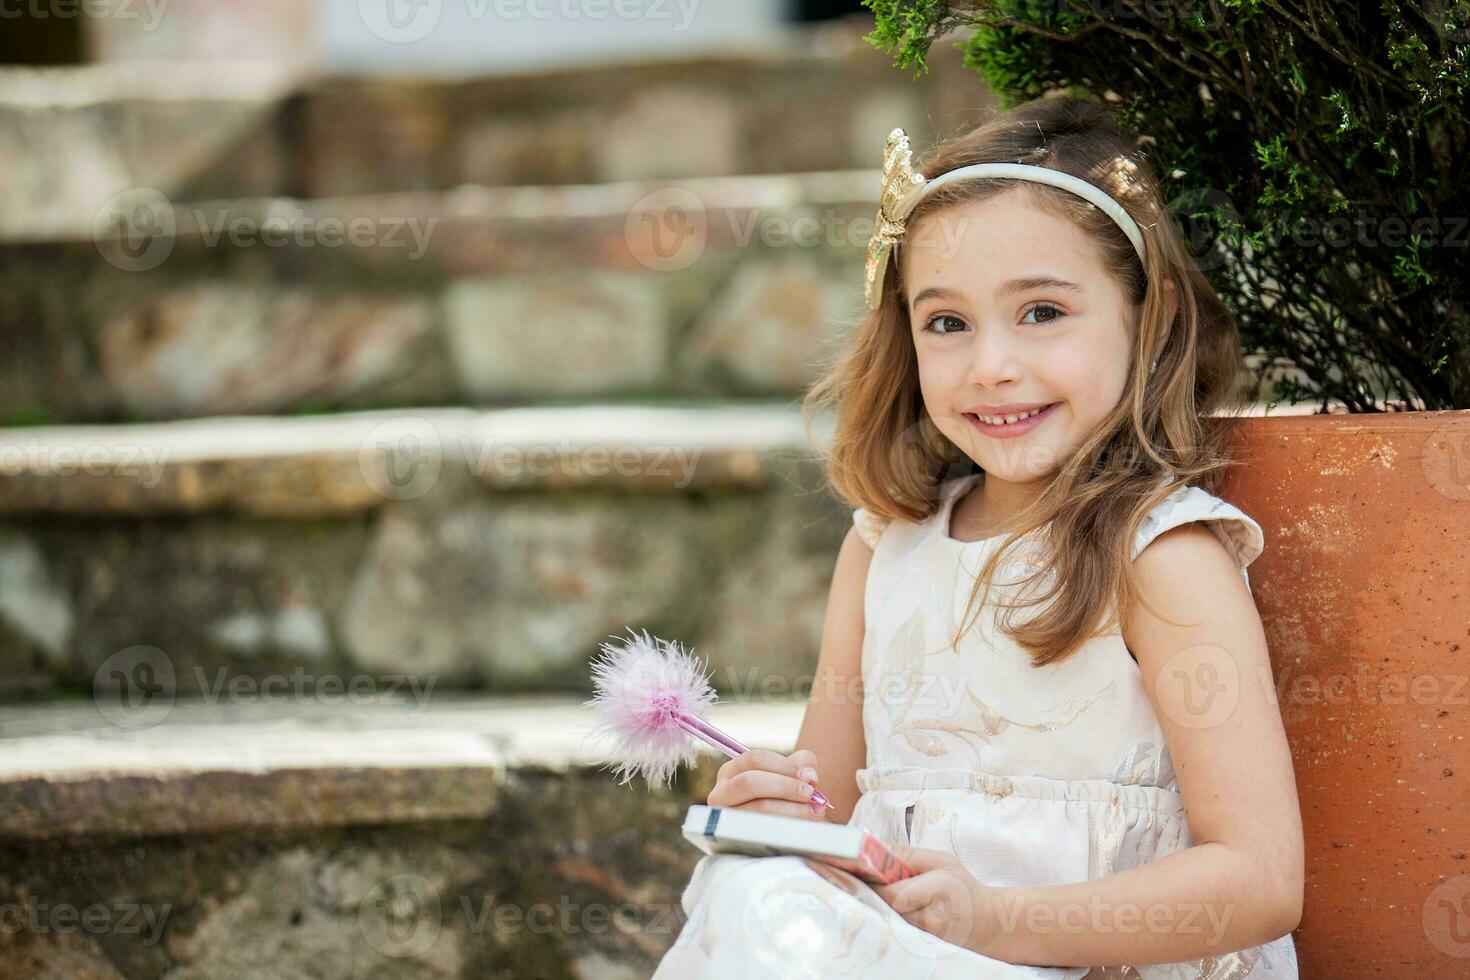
[{"xmin": 801, "ymin": 93, "xmax": 1255, "ymax": 667}]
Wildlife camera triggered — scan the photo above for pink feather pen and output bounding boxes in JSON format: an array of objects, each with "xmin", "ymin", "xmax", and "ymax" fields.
[{"xmin": 581, "ymin": 627, "xmax": 835, "ymax": 811}]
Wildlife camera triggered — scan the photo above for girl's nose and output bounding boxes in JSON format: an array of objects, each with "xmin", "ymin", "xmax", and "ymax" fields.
[{"xmin": 965, "ymin": 324, "xmax": 1023, "ymax": 388}]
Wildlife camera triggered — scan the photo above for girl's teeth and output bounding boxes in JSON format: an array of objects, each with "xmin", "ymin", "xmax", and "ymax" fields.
[{"xmin": 980, "ymin": 406, "xmax": 1047, "ymax": 425}]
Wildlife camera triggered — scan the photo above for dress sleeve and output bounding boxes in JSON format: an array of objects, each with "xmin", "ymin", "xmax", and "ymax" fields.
[
  {"xmin": 852, "ymin": 507, "xmax": 890, "ymax": 550},
  {"xmin": 1132, "ymin": 487, "xmax": 1265, "ymax": 593}
]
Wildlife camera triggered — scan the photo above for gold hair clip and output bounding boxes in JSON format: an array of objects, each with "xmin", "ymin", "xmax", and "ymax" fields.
[
  {"xmin": 862, "ymin": 127, "xmax": 1150, "ymax": 311},
  {"xmin": 864, "ymin": 127, "xmax": 927, "ymax": 310}
]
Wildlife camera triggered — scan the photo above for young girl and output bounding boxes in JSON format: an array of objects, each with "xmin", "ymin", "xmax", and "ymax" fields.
[{"xmin": 652, "ymin": 95, "xmax": 1302, "ymax": 978}]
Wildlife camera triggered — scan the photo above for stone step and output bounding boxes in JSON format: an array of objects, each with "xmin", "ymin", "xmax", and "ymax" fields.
[
  {"xmin": 0, "ymin": 19, "xmax": 983, "ymax": 238},
  {"xmin": 0, "ymin": 403, "xmax": 844, "ymax": 702},
  {"xmin": 0, "ymin": 693, "xmax": 800, "ymax": 837},
  {"xmin": 3, "ymin": 168, "xmax": 885, "ymax": 425},
  {"xmin": 0, "ymin": 694, "xmax": 800, "ymax": 976},
  {"xmin": 0, "ymin": 61, "xmax": 299, "ymax": 242}
]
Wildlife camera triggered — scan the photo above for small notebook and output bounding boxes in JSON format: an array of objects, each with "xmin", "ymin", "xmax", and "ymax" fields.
[{"xmin": 681, "ymin": 805, "xmax": 918, "ymax": 885}]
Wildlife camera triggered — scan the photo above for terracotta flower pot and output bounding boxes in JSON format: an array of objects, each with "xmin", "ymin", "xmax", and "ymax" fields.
[{"xmin": 1218, "ymin": 407, "xmax": 1470, "ymax": 975}]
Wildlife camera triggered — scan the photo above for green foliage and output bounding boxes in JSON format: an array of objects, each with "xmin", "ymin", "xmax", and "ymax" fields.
[
  {"xmin": 863, "ymin": 0, "xmax": 1470, "ymax": 410},
  {"xmin": 2, "ymin": 403, "xmax": 54, "ymax": 428}
]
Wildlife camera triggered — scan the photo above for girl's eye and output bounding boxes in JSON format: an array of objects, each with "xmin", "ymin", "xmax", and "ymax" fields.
[
  {"xmin": 1022, "ymin": 303, "xmax": 1063, "ymax": 325},
  {"xmin": 921, "ymin": 314, "xmax": 967, "ymax": 335},
  {"xmin": 920, "ymin": 304, "xmax": 1064, "ymax": 334}
]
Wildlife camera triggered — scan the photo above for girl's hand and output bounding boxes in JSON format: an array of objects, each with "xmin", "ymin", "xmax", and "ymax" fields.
[
  {"xmin": 872, "ymin": 844, "xmax": 999, "ymax": 955},
  {"xmin": 707, "ymin": 747, "xmax": 827, "ymax": 821}
]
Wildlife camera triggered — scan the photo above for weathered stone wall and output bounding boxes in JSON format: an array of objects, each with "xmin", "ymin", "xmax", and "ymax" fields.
[
  {"xmin": 0, "ymin": 694, "xmax": 786, "ymax": 978},
  {"xmin": 0, "ymin": 408, "xmax": 842, "ymax": 701},
  {"xmin": 0, "ymin": 180, "xmax": 871, "ymax": 424},
  {"xmin": 0, "ymin": 764, "xmax": 720, "ymax": 979}
]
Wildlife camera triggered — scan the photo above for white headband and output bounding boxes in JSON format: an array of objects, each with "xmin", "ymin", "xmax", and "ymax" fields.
[{"xmin": 865, "ymin": 128, "xmax": 1148, "ymax": 309}]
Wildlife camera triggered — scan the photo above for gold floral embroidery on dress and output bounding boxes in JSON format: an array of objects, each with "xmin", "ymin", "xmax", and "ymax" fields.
[
  {"xmin": 1088, "ymin": 795, "xmax": 1128, "ymax": 880},
  {"xmin": 893, "ymin": 680, "xmax": 1114, "ymax": 764},
  {"xmin": 877, "ymin": 604, "xmax": 951, "ymax": 729},
  {"xmin": 896, "ymin": 726, "xmax": 953, "ymax": 758},
  {"xmin": 1192, "ymin": 949, "xmax": 1259, "ymax": 980},
  {"xmin": 893, "ymin": 719, "xmax": 988, "ymax": 766},
  {"xmin": 1082, "ymin": 938, "xmax": 1258, "ymax": 979},
  {"xmin": 972, "ymin": 772, "xmax": 1016, "ymax": 801},
  {"xmin": 1107, "ymin": 737, "xmax": 1171, "ymax": 787},
  {"xmin": 964, "ymin": 678, "xmax": 1115, "ymax": 737}
]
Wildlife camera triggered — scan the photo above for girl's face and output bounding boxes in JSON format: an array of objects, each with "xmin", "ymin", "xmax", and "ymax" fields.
[{"xmin": 902, "ymin": 189, "xmax": 1136, "ymax": 484}]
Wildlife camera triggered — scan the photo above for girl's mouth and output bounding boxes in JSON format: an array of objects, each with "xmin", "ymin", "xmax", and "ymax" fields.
[{"xmin": 964, "ymin": 403, "xmax": 1060, "ymax": 439}]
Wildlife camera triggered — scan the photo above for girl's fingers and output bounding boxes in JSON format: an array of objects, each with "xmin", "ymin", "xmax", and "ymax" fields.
[
  {"xmin": 741, "ymin": 798, "xmax": 825, "ymax": 821},
  {"xmin": 887, "ymin": 844, "xmax": 952, "ymax": 875},
  {"xmin": 876, "ymin": 873, "xmax": 975, "ymax": 945},
  {"xmin": 716, "ymin": 748, "xmax": 819, "ymax": 785},
  {"xmin": 708, "ymin": 748, "xmax": 825, "ymax": 820},
  {"xmin": 875, "ymin": 873, "xmax": 937, "ymax": 914},
  {"xmin": 709, "ymin": 769, "xmax": 819, "ymax": 808},
  {"xmin": 715, "ymin": 749, "xmax": 793, "ymax": 783}
]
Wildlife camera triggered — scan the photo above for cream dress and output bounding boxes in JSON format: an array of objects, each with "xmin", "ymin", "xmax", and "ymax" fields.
[{"xmin": 652, "ymin": 472, "xmax": 1299, "ymax": 979}]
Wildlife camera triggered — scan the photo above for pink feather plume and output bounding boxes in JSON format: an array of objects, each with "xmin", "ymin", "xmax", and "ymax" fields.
[{"xmin": 581, "ymin": 627, "xmax": 720, "ymax": 789}]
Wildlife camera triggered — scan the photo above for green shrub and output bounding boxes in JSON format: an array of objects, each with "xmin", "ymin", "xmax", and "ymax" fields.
[{"xmin": 865, "ymin": 0, "xmax": 1469, "ymax": 411}]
